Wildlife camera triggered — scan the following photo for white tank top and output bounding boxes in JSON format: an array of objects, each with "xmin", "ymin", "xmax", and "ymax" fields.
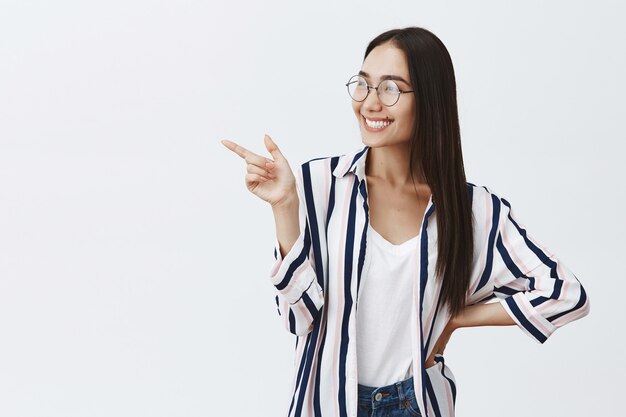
[{"xmin": 356, "ymin": 223, "xmax": 420, "ymax": 387}]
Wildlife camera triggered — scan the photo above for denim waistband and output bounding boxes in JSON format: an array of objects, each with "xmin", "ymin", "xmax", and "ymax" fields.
[{"xmin": 357, "ymin": 374, "xmax": 416, "ymax": 410}]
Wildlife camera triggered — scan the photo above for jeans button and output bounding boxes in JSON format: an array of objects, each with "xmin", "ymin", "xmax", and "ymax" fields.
[{"xmin": 374, "ymin": 392, "xmax": 382, "ymax": 401}]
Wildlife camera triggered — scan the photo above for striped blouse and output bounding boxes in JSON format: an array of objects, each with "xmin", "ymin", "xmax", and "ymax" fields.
[{"xmin": 268, "ymin": 145, "xmax": 590, "ymax": 417}]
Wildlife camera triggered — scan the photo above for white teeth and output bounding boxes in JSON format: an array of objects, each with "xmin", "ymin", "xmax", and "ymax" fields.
[{"xmin": 365, "ymin": 118, "xmax": 393, "ymax": 128}]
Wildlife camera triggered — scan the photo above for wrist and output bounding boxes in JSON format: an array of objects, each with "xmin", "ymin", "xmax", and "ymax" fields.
[{"xmin": 272, "ymin": 191, "xmax": 299, "ymax": 212}]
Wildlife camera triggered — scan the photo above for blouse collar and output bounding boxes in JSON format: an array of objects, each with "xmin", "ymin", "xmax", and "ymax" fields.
[{"xmin": 332, "ymin": 145, "xmax": 369, "ymax": 183}]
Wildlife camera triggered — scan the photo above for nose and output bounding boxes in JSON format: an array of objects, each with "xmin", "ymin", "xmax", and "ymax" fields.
[{"xmin": 362, "ymin": 86, "xmax": 383, "ymax": 112}]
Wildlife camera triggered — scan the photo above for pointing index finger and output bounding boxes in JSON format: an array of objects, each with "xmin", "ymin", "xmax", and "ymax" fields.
[
  {"xmin": 221, "ymin": 139, "xmax": 272, "ymax": 166},
  {"xmin": 220, "ymin": 139, "xmax": 250, "ymax": 159}
]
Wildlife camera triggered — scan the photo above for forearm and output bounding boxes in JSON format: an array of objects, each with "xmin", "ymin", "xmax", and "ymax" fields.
[
  {"xmin": 272, "ymin": 192, "xmax": 300, "ymax": 259},
  {"xmin": 453, "ymin": 301, "xmax": 516, "ymax": 329}
]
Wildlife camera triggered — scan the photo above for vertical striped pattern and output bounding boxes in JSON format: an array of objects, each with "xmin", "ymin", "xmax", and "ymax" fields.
[{"xmin": 268, "ymin": 146, "xmax": 590, "ymax": 417}]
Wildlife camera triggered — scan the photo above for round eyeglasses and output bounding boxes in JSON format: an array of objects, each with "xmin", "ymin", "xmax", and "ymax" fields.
[{"xmin": 345, "ymin": 75, "xmax": 414, "ymax": 107}]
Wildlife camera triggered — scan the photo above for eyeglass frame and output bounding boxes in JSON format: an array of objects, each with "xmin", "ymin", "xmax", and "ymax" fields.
[{"xmin": 345, "ymin": 74, "xmax": 415, "ymax": 107}]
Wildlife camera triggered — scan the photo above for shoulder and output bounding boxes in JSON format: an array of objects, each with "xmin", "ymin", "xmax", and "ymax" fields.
[
  {"xmin": 300, "ymin": 154, "xmax": 337, "ymax": 175},
  {"xmin": 466, "ymin": 181, "xmax": 511, "ymax": 221},
  {"xmin": 300, "ymin": 148, "xmax": 350, "ymax": 172},
  {"xmin": 296, "ymin": 147, "xmax": 355, "ymax": 184},
  {"xmin": 291, "ymin": 153, "xmax": 339, "ymax": 202},
  {"xmin": 467, "ymin": 181, "xmax": 508, "ymax": 203},
  {"xmin": 295, "ymin": 155, "xmax": 335, "ymax": 188},
  {"xmin": 292, "ymin": 148, "xmax": 357, "ymax": 209}
]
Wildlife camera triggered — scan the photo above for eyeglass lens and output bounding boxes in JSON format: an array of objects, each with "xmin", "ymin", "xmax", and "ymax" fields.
[{"xmin": 347, "ymin": 75, "xmax": 401, "ymax": 106}]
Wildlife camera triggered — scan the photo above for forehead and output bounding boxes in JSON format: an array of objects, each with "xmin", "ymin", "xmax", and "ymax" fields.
[{"xmin": 361, "ymin": 43, "xmax": 409, "ymax": 81}]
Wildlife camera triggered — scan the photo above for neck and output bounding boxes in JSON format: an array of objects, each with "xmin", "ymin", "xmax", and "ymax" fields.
[{"xmin": 365, "ymin": 142, "xmax": 426, "ymax": 188}]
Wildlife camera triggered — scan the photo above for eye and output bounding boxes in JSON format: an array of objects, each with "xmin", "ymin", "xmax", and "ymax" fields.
[{"xmin": 382, "ymin": 81, "xmax": 400, "ymax": 93}]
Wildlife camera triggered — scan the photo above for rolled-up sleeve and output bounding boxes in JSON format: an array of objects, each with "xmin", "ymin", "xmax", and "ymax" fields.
[
  {"xmin": 489, "ymin": 194, "xmax": 591, "ymax": 344},
  {"xmin": 269, "ymin": 163, "xmax": 324, "ymax": 336}
]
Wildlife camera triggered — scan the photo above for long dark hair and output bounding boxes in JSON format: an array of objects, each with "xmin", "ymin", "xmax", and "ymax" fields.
[{"xmin": 364, "ymin": 27, "xmax": 473, "ymax": 318}]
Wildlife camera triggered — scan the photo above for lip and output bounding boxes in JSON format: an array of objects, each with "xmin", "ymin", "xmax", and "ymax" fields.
[
  {"xmin": 362, "ymin": 115, "xmax": 393, "ymax": 122},
  {"xmin": 361, "ymin": 115, "xmax": 394, "ymax": 132}
]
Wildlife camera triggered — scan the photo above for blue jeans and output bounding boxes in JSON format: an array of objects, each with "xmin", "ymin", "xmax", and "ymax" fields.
[{"xmin": 357, "ymin": 375, "xmax": 422, "ymax": 417}]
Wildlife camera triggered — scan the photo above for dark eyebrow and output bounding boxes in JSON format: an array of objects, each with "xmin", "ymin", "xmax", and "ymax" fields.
[{"xmin": 358, "ymin": 70, "xmax": 410, "ymax": 85}]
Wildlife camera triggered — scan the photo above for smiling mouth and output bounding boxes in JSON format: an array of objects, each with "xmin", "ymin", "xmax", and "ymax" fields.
[{"xmin": 362, "ymin": 115, "xmax": 394, "ymax": 131}]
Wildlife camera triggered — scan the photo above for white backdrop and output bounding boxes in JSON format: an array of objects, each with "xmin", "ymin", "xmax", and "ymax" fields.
[{"xmin": 1, "ymin": 1, "xmax": 624, "ymax": 416}]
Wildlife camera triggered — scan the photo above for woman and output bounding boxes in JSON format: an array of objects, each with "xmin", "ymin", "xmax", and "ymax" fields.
[{"xmin": 221, "ymin": 26, "xmax": 590, "ymax": 417}]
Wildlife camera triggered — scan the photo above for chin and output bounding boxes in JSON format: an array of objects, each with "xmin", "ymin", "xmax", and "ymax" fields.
[{"xmin": 360, "ymin": 135, "xmax": 385, "ymax": 147}]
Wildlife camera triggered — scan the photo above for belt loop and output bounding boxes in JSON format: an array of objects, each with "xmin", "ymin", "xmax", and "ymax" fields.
[{"xmin": 396, "ymin": 380, "xmax": 406, "ymax": 402}]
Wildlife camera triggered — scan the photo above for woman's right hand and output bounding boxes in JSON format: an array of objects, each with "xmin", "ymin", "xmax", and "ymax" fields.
[{"xmin": 221, "ymin": 134, "xmax": 298, "ymax": 208}]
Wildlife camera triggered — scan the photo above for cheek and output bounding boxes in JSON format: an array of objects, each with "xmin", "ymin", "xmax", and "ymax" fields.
[
  {"xmin": 398, "ymin": 105, "xmax": 415, "ymax": 127},
  {"xmin": 392, "ymin": 109, "xmax": 415, "ymax": 136}
]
